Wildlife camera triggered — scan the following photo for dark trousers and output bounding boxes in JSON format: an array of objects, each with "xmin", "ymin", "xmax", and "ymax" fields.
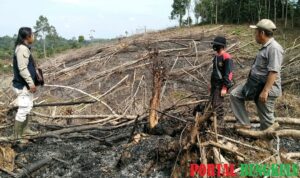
[{"xmin": 211, "ymin": 86, "xmax": 224, "ymax": 120}]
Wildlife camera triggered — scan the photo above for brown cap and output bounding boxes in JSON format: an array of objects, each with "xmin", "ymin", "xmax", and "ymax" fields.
[{"xmin": 250, "ymin": 19, "xmax": 276, "ymax": 32}]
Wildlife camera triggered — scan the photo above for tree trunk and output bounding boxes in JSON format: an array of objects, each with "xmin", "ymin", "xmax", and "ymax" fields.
[
  {"xmin": 291, "ymin": 4, "xmax": 294, "ymax": 28},
  {"xmin": 195, "ymin": 16, "xmax": 199, "ymax": 24},
  {"xmin": 211, "ymin": 1, "xmax": 214, "ymax": 24},
  {"xmin": 249, "ymin": 0, "xmax": 253, "ymax": 23},
  {"xmin": 282, "ymin": 0, "xmax": 285, "ymax": 19},
  {"xmin": 187, "ymin": 3, "xmax": 191, "ymax": 26},
  {"xmin": 274, "ymin": 0, "xmax": 277, "ymax": 23},
  {"xmin": 268, "ymin": 0, "xmax": 271, "ymax": 19},
  {"xmin": 43, "ymin": 35, "xmax": 47, "ymax": 58},
  {"xmin": 237, "ymin": 0, "xmax": 242, "ymax": 24},
  {"xmin": 179, "ymin": 15, "xmax": 183, "ymax": 27},
  {"xmin": 265, "ymin": 0, "xmax": 267, "ymax": 18},
  {"xmin": 285, "ymin": 0, "xmax": 288, "ymax": 28},
  {"xmin": 149, "ymin": 51, "xmax": 164, "ymax": 129},
  {"xmin": 215, "ymin": 0, "xmax": 218, "ymax": 24},
  {"xmin": 258, "ymin": 0, "xmax": 262, "ymax": 20}
]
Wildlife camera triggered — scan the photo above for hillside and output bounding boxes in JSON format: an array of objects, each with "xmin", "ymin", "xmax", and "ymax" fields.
[{"xmin": 0, "ymin": 24, "xmax": 300, "ymax": 177}]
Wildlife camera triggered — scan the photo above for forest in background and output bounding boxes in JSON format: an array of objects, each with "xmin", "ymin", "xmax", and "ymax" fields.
[{"xmin": 171, "ymin": 0, "xmax": 300, "ymax": 27}]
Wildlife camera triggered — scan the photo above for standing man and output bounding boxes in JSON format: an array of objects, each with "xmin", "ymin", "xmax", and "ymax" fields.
[
  {"xmin": 230, "ymin": 19, "xmax": 284, "ymax": 130},
  {"xmin": 12, "ymin": 27, "xmax": 40, "ymax": 140},
  {"xmin": 210, "ymin": 36, "xmax": 234, "ymax": 120}
]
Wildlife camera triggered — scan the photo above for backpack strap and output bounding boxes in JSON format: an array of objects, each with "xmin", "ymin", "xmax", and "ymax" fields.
[{"xmin": 214, "ymin": 56, "xmax": 223, "ymax": 79}]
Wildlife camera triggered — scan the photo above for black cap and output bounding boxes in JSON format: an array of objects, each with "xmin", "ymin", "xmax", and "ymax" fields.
[{"xmin": 211, "ymin": 36, "xmax": 226, "ymax": 47}]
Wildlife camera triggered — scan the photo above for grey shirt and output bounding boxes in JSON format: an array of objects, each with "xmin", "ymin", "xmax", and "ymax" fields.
[{"xmin": 250, "ymin": 38, "xmax": 284, "ymax": 97}]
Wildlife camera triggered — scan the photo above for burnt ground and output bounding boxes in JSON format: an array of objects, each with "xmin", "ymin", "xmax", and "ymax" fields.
[{"xmin": 1, "ymin": 118, "xmax": 184, "ymax": 178}]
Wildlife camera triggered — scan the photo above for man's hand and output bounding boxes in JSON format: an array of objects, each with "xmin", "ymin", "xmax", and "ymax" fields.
[
  {"xmin": 29, "ymin": 85, "xmax": 37, "ymax": 93},
  {"xmin": 221, "ymin": 86, "xmax": 227, "ymax": 97},
  {"xmin": 259, "ymin": 90, "xmax": 268, "ymax": 103},
  {"xmin": 259, "ymin": 71, "xmax": 277, "ymax": 103}
]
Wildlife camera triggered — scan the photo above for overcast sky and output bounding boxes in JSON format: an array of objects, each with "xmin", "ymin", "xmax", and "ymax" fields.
[{"xmin": 0, "ymin": 0, "xmax": 178, "ymax": 39}]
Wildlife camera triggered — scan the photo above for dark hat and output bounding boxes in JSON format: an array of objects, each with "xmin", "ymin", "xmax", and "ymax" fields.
[{"xmin": 211, "ymin": 36, "xmax": 226, "ymax": 47}]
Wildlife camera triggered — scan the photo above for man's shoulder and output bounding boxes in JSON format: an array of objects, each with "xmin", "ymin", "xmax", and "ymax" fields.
[
  {"xmin": 269, "ymin": 39, "xmax": 284, "ymax": 52},
  {"xmin": 222, "ymin": 52, "xmax": 232, "ymax": 60}
]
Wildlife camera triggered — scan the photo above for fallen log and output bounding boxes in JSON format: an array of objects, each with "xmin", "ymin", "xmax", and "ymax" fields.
[
  {"xmin": 9, "ymin": 100, "xmax": 96, "ymax": 112},
  {"xmin": 0, "ymin": 118, "xmax": 146, "ymax": 144},
  {"xmin": 275, "ymin": 129, "xmax": 300, "ymax": 139},
  {"xmin": 201, "ymin": 141, "xmax": 247, "ymax": 159},
  {"xmin": 224, "ymin": 116, "xmax": 300, "ymax": 125},
  {"xmin": 206, "ymin": 130, "xmax": 268, "ymax": 152},
  {"xmin": 0, "ymin": 167, "xmax": 17, "ymax": 177},
  {"xmin": 235, "ymin": 123, "xmax": 300, "ymax": 139},
  {"xmin": 28, "ymin": 116, "xmax": 148, "ymax": 140},
  {"xmin": 32, "ymin": 112, "xmax": 137, "ymax": 120},
  {"xmin": 16, "ymin": 157, "xmax": 53, "ymax": 178},
  {"xmin": 283, "ymin": 152, "xmax": 300, "ymax": 159}
]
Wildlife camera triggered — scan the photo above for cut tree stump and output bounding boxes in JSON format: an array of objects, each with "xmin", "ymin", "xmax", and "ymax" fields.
[{"xmin": 149, "ymin": 50, "xmax": 165, "ymax": 129}]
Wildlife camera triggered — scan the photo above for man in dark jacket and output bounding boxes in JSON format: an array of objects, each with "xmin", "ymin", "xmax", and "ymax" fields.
[{"xmin": 210, "ymin": 36, "xmax": 234, "ymax": 120}]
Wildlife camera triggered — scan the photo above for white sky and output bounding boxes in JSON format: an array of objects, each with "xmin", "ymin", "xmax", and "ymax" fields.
[{"xmin": 0, "ymin": 0, "xmax": 178, "ymax": 39}]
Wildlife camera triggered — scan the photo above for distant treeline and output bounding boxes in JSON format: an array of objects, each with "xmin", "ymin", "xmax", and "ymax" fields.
[
  {"xmin": 171, "ymin": 0, "xmax": 300, "ymax": 27},
  {"xmin": 0, "ymin": 34, "xmax": 111, "ymax": 60},
  {"xmin": 0, "ymin": 15, "xmax": 111, "ymax": 61}
]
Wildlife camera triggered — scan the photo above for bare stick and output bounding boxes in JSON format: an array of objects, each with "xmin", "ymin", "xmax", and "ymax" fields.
[
  {"xmin": 0, "ymin": 167, "xmax": 17, "ymax": 177},
  {"xmin": 44, "ymin": 84, "xmax": 116, "ymax": 114},
  {"xmin": 206, "ymin": 130, "xmax": 268, "ymax": 152},
  {"xmin": 76, "ymin": 75, "xmax": 129, "ymax": 112},
  {"xmin": 200, "ymin": 147, "xmax": 207, "ymax": 178},
  {"xmin": 202, "ymin": 141, "xmax": 247, "ymax": 159}
]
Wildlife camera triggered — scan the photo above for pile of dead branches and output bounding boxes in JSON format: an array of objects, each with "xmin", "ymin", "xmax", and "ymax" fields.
[{"xmin": 0, "ymin": 25, "xmax": 299, "ymax": 177}]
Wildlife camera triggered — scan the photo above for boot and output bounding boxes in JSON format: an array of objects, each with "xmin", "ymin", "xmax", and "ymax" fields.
[
  {"xmin": 0, "ymin": 121, "xmax": 23, "ymax": 141},
  {"xmin": 22, "ymin": 115, "xmax": 39, "ymax": 136},
  {"xmin": 14, "ymin": 120, "xmax": 24, "ymax": 140}
]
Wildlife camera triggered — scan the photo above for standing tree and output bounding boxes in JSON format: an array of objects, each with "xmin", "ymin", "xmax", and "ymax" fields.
[
  {"xmin": 34, "ymin": 15, "xmax": 56, "ymax": 58},
  {"xmin": 285, "ymin": 0, "xmax": 288, "ymax": 28},
  {"xmin": 78, "ymin": 35, "xmax": 85, "ymax": 43},
  {"xmin": 170, "ymin": 0, "xmax": 190, "ymax": 26},
  {"xmin": 183, "ymin": 17, "xmax": 193, "ymax": 26},
  {"xmin": 215, "ymin": 0, "xmax": 218, "ymax": 24},
  {"xmin": 274, "ymin": 0, "xmax": 277, "ymax": 23},
  {"xmin": 194, "ymin": 0, "xmax": 201, "ymax": 24},
  {"xmin": 194, "ymin": 0, "xmax": 214, "ymax": 24},
  {"xmin": 46, "ymin": 25, "xmax": 59, "ymax": 56},
  {"xmin": 185, "ymin": 0, "xmax": 192, "ymax": 26}
]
